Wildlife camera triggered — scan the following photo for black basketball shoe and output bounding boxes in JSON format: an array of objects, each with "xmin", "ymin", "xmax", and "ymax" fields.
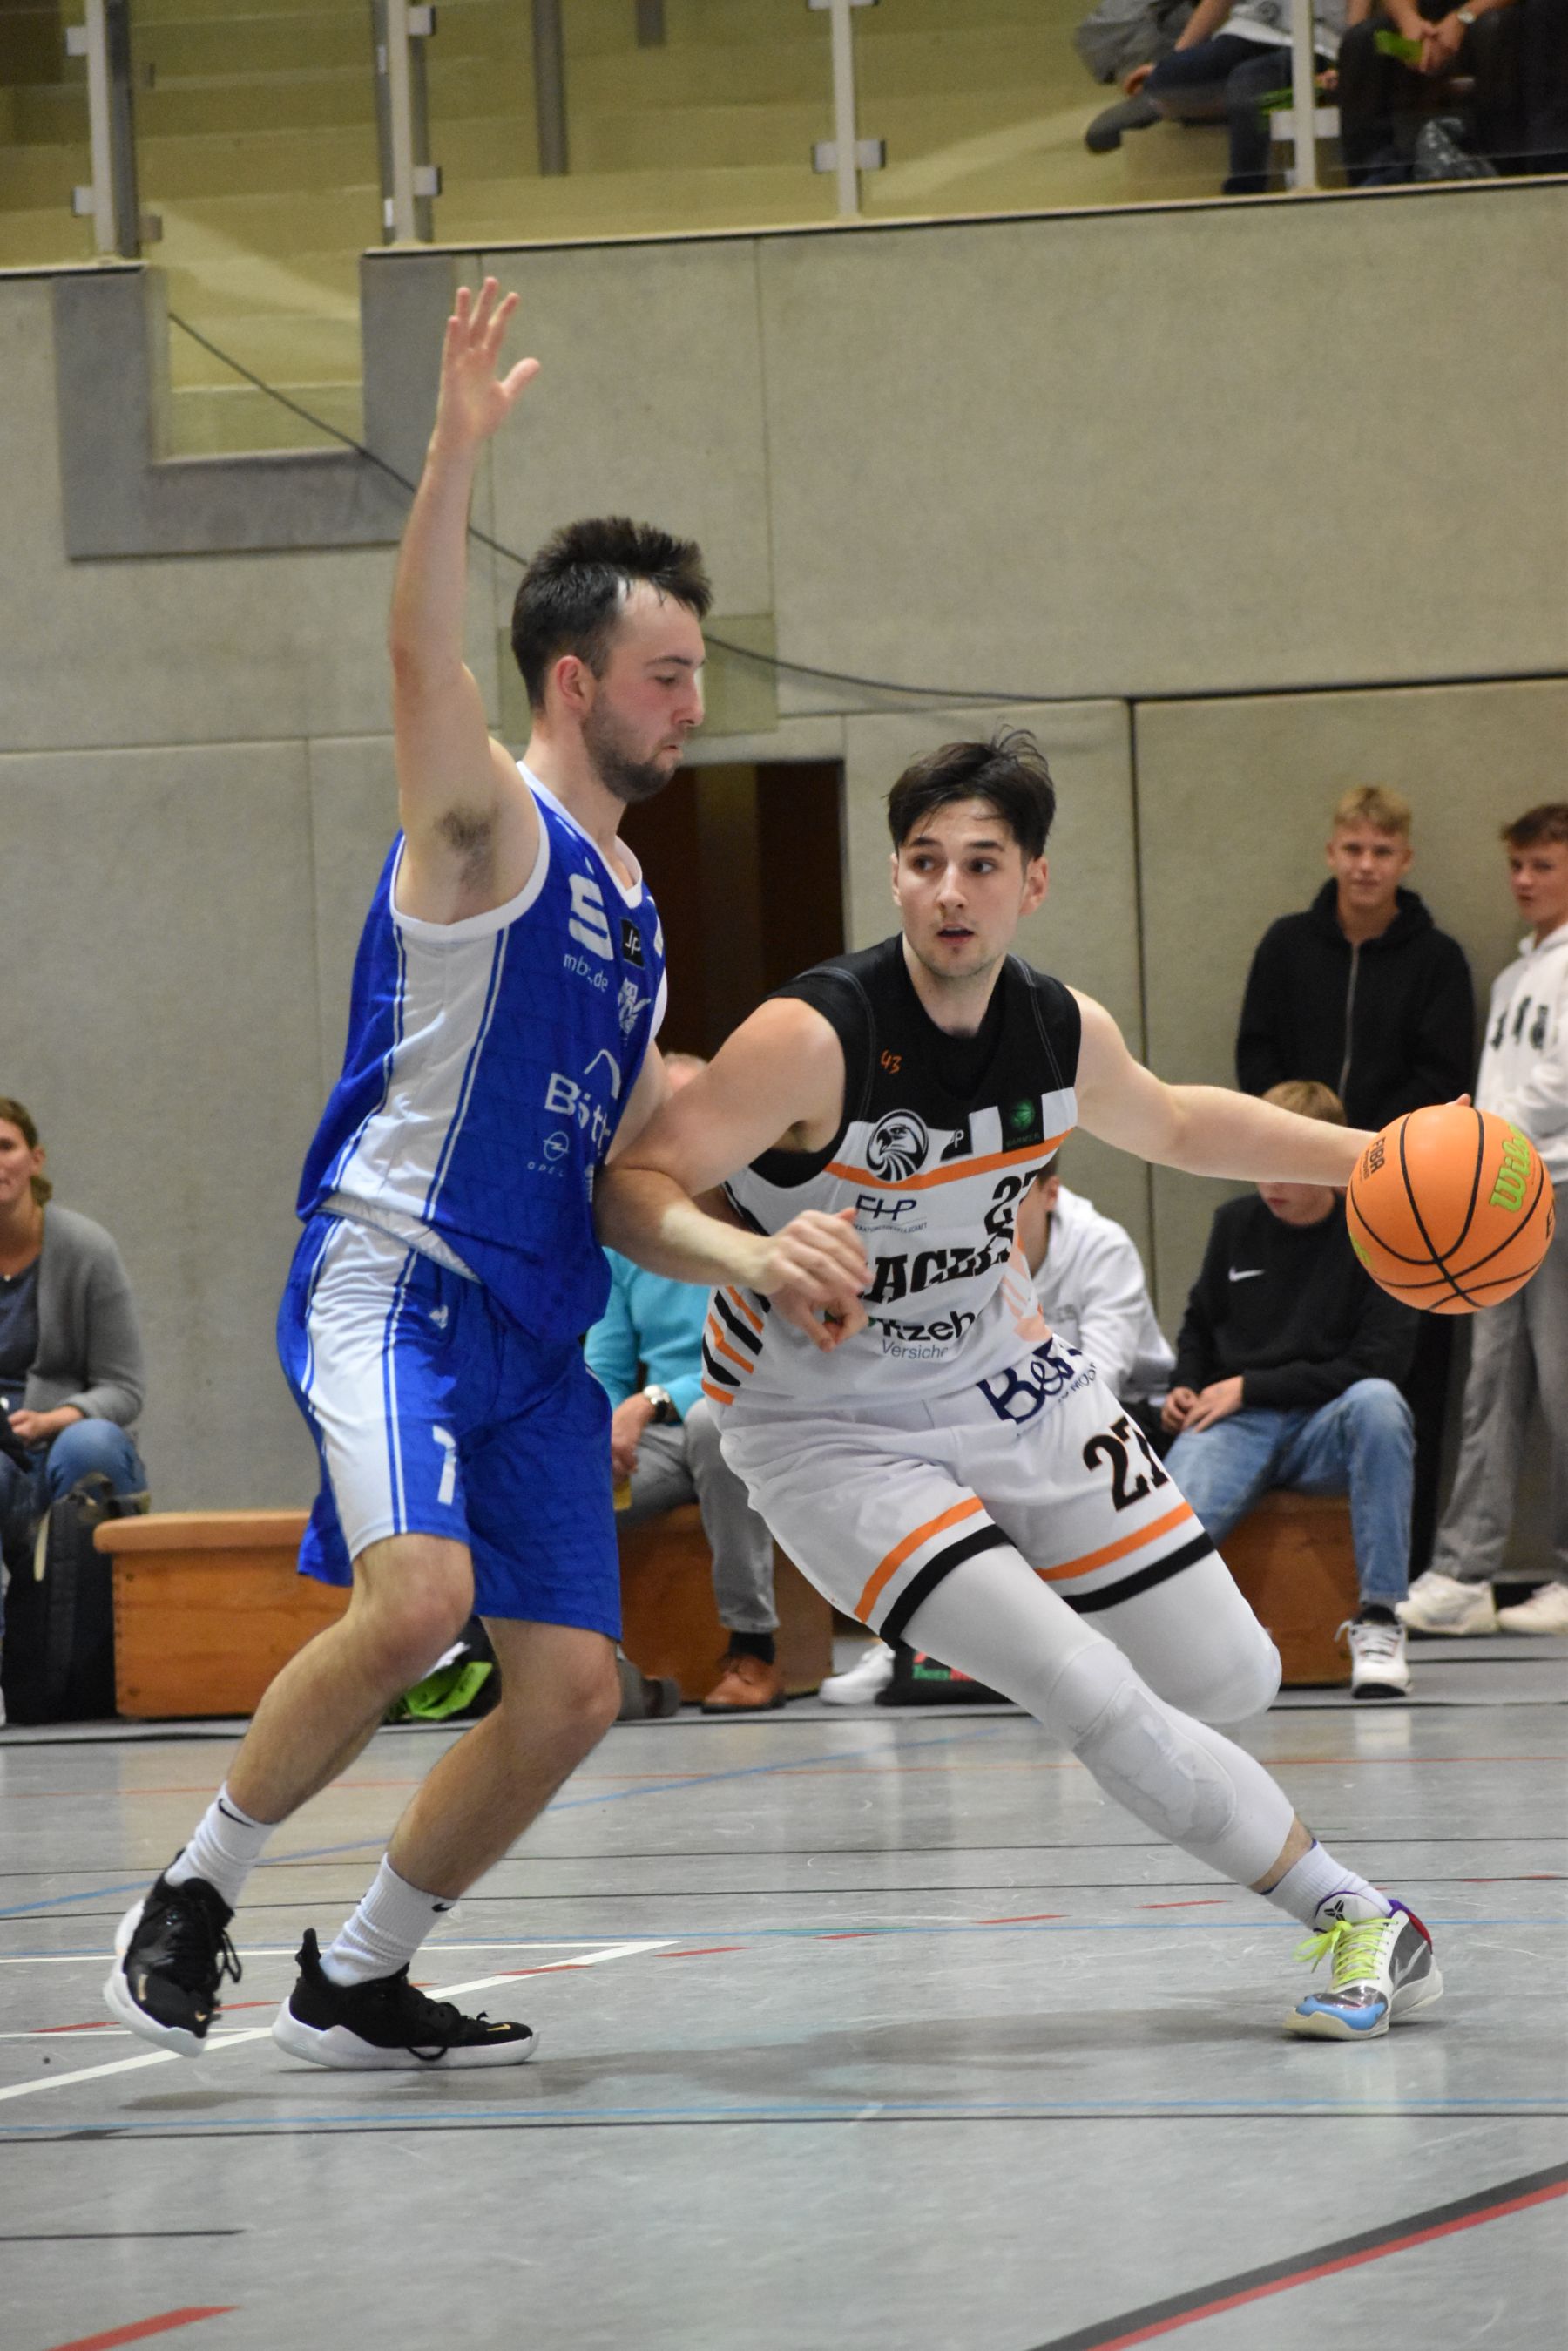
[
  {"xmin": 103, "ymin": 1870, "xmax": 241, "ymax": 2058},
  {"xmin": 271, "ymin": 1929, "xmax": 538, "ymax": 2070}
]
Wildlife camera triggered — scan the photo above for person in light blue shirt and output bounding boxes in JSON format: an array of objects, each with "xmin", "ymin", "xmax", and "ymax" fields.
[{"xmin": 585, "ymin": 1055, "xmax": 781, "ymax": 1712}]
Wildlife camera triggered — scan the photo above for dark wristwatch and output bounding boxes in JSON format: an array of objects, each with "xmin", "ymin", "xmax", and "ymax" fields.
[{"xmin": 641, "ymin": 1384, "xmax": 678, "ymax": 1426}]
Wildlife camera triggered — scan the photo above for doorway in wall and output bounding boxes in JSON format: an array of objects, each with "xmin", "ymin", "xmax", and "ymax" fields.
[{"xmin": 620, "ymin": 761, "xmax": 847, "ymax": 1057}]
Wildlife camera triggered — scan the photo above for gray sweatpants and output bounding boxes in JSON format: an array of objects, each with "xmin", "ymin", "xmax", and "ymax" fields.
[
  {"xmin": 1429, "ymin": 1211, "xmax": 1568, "ymax": 1588},
  {"xmin": 618, "ymin": 1399, "xmax": 778, "ymax": 1633}
]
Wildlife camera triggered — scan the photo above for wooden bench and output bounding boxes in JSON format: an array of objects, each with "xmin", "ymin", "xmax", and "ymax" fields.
[
  {"xmin": 1222, "ymin": 1492, "xmax": 1359, "ymax": 1688},
  {"xmin": 97, "ymin": 1503, "xmax": 835, "ymax": 1719},
  {"xmin": 618, "ymin": 1504, "xmax": 832, "ymax": 1702},
  {"xmin": 96, "ymin": 1510, "xmax": 342, "ymax": 1719}
]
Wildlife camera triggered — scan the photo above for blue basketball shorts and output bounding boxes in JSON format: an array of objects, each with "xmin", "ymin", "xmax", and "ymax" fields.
[{"xmin": 277, "ymin": 1214, "xmax": 618, "ymax": 1635}]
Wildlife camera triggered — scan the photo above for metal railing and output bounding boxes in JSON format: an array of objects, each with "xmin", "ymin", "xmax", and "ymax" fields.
[{"xmin": 51, "ymin": 0, "xmax": 1357, "ymax": 268}]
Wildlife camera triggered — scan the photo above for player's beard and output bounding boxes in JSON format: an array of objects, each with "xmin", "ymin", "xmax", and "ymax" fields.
[{"xmin": 583, "ymin": 700, "xmax": 676, "ymax": 807}]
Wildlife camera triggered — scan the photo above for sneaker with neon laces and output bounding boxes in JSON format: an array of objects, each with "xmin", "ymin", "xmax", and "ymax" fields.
[
  {"xmin": 1496, "ymin": 1583, "xmax": 1568, "ymax": 1635},
  {"xmin": 1396, "ymin": 1570, "xmax": 1497, "ymax": 1636},
  {"xmin": 271, "ymin": 1928, "xmax": 538, "ymax": 2069},
  {"xmin": 818, "ymin": 1639, "xmax": 895, "ymax": 1705},
  {"xmin": 1286, "ymin": 1894, "xmax": 1443, "ymax": 2039},
  {"xmin": 1342, "ymin": 1614, "xmax": 1411, "ymax": 1700},
  {"xmin": 103, "ymin": 1871, "xmax": 241, "ymax": 2058}
]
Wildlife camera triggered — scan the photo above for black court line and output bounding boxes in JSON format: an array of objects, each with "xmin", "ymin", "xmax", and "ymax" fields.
[
  {"xmin": 0, "ymin": 2232, "xmax": 244, "ymax": 2242},
  {"xmin": 1, "ymin": 1832, "xmax": 1563, "ymax": 1876},
  {"xmin": 4, "ymin": 2112, "xmax": 1561, "ymax": 2146},
  {"xmin": 1024, "ymin": 2161, "xmax": 1568, "ymax": 2349}
]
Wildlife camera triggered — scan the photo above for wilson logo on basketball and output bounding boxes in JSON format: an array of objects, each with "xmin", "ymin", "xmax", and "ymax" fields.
[
  {"xmin": 867, "ymin": 1110, "xmax": 929, "ymax": 1182},
  {"xmin": 1488, "ymin": 1128, "xmax": 1531, "ymax": 1214}
]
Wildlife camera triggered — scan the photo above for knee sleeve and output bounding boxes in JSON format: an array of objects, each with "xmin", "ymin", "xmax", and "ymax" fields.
[
  {"xmin": 1162, "ymin": 1624, "xmax": 1282, "ymax": 1727},
  {"xmin": 1054, "ymin": 1642, "xmax": 1294, "ymax": 1886}
]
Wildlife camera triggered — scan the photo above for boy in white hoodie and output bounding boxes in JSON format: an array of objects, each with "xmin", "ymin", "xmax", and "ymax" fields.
[{"xmin": 1401, "ymin": 803, "xmax": 1568, "ymax": 1636}]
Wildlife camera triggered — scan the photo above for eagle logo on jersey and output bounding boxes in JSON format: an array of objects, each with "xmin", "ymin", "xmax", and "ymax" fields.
[{"xmin": 866, "ymin": 1109, "xmax": 930, "ymax": 1182}]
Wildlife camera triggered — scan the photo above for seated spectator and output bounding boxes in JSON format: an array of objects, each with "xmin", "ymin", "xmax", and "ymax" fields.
[
  {"xmin": 1400, "ymin": 803, "xmax": 1568, "ymax": 1637},
  {"xmin": 1162, "ymin": 1081, "xmax": 1419, "ymax": 1700},
  {"xmin": 1125, "ymin": 0, "xmax": 1349, "ymax": 193},
  {"xmin": 1023, "ymin": 1158, "xmax": 1175, "ymax": 1449},
  {"xmin": 1337, "ymin": 0, "xmax": 1526, "ymax": 180},
  {"xmin": 585, "ymin": 1056, "xmax": 781, "ymax": 1714},
  {"xmin": 0, "ymin": 1098, "xmax": 147, "ymax": 1709}
]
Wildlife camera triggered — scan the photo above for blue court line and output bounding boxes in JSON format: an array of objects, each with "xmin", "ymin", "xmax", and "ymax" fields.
[
  {"xmin": 1, "ymin": 2094, "xmax": 1564, "ymax": 2138},
  {"xmin": 2, "ymin": 1914, "xmax": 1558, "ymax": 1959},
  {"xmin": 0, "ymin": 1724, "xmax": 1004, "ymax": 1920}
]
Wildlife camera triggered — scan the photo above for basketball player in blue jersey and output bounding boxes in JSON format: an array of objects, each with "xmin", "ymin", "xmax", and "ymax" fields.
[
  {"xmin": 598, "ymin": 734, "xmax": 1444, "ymax": 2041},
  {"xmin": 105, "ymin": 281, "xmax": 725, "ymax": 2067}
]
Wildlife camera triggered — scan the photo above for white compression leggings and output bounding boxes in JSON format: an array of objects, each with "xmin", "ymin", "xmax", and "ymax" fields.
[{"xmin": 901, "ymin": 1545, "xmax": 1294, "ymax": 1887}]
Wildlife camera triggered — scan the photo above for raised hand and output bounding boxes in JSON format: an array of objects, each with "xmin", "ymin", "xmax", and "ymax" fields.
[
  {"xmin": 431, "ymin": 279, "xmax": 540, "ymax": 456},
  {"xmin": 756, "ymin": 1207, "xmax": 871, "ymax": 1353}
]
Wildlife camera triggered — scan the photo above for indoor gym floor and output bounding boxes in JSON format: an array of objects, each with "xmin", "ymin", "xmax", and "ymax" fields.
[{"xmin": 2, "ymin": 1633, "xmax": 1564, "ymax": 2351}]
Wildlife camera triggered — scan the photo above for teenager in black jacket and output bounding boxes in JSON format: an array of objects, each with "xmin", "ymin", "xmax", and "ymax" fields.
[
  {"xmin": 1235, "ymin": 786, "xmax": 1473, "ymax": 1131},
  {"xmin": 1164, "ymin": 1081, "xmax": 1420, "ymax": 1699}
]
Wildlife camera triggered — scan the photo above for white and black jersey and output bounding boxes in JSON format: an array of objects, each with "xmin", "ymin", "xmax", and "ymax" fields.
[{"xmin": 706, "ymin": 936, "xmax": 1079, "ymax": 1419}]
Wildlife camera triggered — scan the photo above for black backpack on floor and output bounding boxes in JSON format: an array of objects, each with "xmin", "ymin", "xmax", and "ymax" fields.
[{"xmin": 1, "ymin": 1473, "xmax": 150, "ymax": 1724}]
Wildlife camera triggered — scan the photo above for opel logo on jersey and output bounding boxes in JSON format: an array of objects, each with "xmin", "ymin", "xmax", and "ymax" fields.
[
  {"xmin": 866, "ymin": 1110, "xmax": 929, "ymax": 1182},
  {"xmin": 544, "ymin": 1130, "xmax": 570, "ymax": 1163}
]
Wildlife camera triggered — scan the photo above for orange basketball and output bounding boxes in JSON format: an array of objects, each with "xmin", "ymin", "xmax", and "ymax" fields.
[{"xmin": 1347, "ymin": 1104, "xmax": 1555, "ymax": 1316}]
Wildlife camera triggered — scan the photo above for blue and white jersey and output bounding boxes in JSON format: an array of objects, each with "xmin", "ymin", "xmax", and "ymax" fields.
[{"xmin": 297, "ymin": 767, "xmax": 666, "ymax": 1343}]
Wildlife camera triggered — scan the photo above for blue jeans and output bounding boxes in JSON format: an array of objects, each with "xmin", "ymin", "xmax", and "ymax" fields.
[
  {"xmin": 0, "ymin": 1419, "xmax": 149, "ymax": 1638},
  {"xmin": 1146, "ymin": 34, "xmax": 1297, "ymax": 190},
  {"xmin": 1166, "ymin": 1379, "xmax": 1413, "ymax": 1608}
]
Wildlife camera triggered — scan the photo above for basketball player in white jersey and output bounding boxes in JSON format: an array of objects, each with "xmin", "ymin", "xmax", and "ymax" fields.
[
  {"xmin": 598, "ymin": 733, "xmax": 1443, "ymax": 2039},
  {"xmin": 105, "ymin": 281, "xmax": 774, "ymax": 2069}
]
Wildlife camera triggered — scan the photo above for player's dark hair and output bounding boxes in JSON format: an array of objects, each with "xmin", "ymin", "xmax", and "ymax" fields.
[
  {"xmin": 510, "ymin": 517, "xmax": 712, "ymax": 712},
  {"xmin": 0, "ymin": 1095, "xmax": 52, "ymax": 1205},
  {"xmin": 1501, "ymin": 803, "xmax": 1568, "ymax": 850},
  {"xmin": 886, "ymin": 731, "xmax": 1057, "ymax": 864}
]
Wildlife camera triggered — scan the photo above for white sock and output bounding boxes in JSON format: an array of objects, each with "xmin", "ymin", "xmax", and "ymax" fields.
[
  {"xmin": 1264, "ymin": 1840, "xmax": 1392, "ymax": 1928},
  {"xmin": 319, "ymin": 1856, "xmax": 455, "ymax": 1988},
  {"xmin": 164, "ymin": 1785, "xmax": 274, "ymax": 1912}
]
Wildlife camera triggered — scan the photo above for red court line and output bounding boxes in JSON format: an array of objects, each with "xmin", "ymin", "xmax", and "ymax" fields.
[
  {"xmin": 1136, "ymin": 1900, "xmax": 1228, "ymax": 1912},
  {"xmin": 653, "ymin": 1946, "xmax": 748, "ymax": 1960},
  {"xmin": 1034, "ymin": 2170, "xmax": 1568, "ymax": 2350},
  {"xmin": 977, "ymin": 1912, "xmax": 1067, "ymax": 1924},
  {"xmin": 45, "ymin": 2309, "xmax": 233, "ymax": 2351}
]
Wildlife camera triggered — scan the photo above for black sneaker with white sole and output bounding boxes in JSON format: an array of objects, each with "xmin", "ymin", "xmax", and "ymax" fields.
[
  {"xmin": 271, "ymin": 1928, "xmax": 538, "ymax": 2070},
  {"xmin": 103, "ymin": 1871, "xmax": 240, "ymax": 2058}
]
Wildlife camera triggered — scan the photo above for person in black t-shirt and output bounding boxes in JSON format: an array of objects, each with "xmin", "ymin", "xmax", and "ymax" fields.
[{"xmin": 1163, "ymin": 1080, "xmax": 1419, "ymax": 1699}]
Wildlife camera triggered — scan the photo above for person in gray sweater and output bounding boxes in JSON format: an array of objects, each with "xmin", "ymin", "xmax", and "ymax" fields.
[{"xmin": 0, "ymin": 1098, "xmax": 147, "ymax": 1666}]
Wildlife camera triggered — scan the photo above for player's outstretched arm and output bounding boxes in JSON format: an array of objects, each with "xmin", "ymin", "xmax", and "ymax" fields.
[
  {"xmin": 1071, "ymin": 993, "xmax": 1374, "ymax": 1183},
  {"xmin": 390, "ymin": 279, "xmax": 540, "ymax": 916},
  {"xmin": 598, "ymin": 1000, "xmax": 871, "ymax": 1352}
]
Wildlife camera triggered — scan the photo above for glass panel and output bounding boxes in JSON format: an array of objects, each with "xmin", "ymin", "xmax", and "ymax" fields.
[
  {"xmin": 429, "ymin": 0, "xmax": 838, "ymax": 244},
  {"xmin": 131, "ymin": 0, "xmax": 377, "ymax": 455},
  {"xmin": 0, "ymin": 1, "xmax": 94, "ymax": 268}
]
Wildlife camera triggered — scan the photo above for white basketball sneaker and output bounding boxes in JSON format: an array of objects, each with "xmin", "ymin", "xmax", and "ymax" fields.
[
  {"xmin": 1396, "ymin": 1570, "xmax": 1497, "ymax": 1636},
  {"xmin": 1342, "ymin": 1615, "xmax": 1411, "ymax": 1700},
  {"xmin": 1287, "ymin": 1894, "xmax": 1443, "ymax": 2040},
  {"xmin": 818, "ymin": 1640, "xmax": 896, "ymax": 1705},
  {"xmin": 1496, "ymin": 1583, "xmax": 1568, "ymax": 1635}
]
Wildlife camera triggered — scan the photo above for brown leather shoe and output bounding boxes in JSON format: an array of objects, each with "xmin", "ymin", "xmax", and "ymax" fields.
[{"xmin": 700, "ymin": 1652, "xmax": 786, "ymax": 1713}]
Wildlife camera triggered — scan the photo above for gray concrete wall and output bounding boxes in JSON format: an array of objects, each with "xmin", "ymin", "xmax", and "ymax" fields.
[{"xmin": 2, "ymin": 182, "xmax": 1562, "ymax": 1509}]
